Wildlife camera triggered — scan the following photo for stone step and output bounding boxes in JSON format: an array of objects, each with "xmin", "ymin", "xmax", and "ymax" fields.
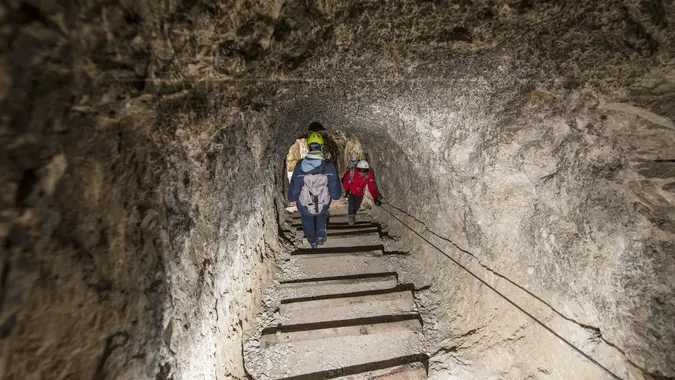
[
  {"xmin": 261, "ymin": 316, "xmax": 422, "ymax": 347},
  {"xmin": 259, "ymin": 330, "xmax": 425, "ymax": 380},
  {"xmin": 282, "ymin": 254, "xmax": 389, "ymax": 280},
  {"xmin": 336, "ymin": 362, "xmax": 427, "ymax": 380},
  {"xmin": 278, "ymin": 274, "xmax": 398, "ymax": 300},
  {"xmin": 279, "ymin": 289, "xmax": 415, "ymax": 325}
]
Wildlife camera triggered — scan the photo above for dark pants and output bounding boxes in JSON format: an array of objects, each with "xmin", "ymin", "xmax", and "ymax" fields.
[
  {"xmin": 300, "ymin": 213, "xmax": 327, "ymax": 245},
  {"xmin": 348, "ymin": 194, "xmax": 364, "ymax": 215}
]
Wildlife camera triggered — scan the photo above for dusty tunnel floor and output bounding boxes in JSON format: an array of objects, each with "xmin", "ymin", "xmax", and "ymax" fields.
[{"xmin": 243, "ymin": 200, "xmax": 432, "ymax": 380}]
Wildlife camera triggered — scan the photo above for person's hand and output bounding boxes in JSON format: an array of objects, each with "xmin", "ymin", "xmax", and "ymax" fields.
[{"xmin": 374, "ymin": 198, "xmax": 382, "ymax": 206}]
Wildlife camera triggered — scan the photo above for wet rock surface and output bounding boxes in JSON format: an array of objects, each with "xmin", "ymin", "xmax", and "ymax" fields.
[{"xmin": 1, "ymin": 0, "xmax": 674, "ymax": 379}]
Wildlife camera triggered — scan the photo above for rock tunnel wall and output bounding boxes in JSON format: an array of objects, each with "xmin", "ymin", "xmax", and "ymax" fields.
[
  {"xmin": 365, "ymin": 83, "xmax": 675, "ymax": 379},
  {"xmin": 158, "ymin": 98, "xmax": 280, "ymax": 379},
  {"xmin": 274, "ymin": 74, "xmax": 675, "ymax": 378},
  {"xmin": 2, "ymin": 0, "xmax": 674, "ymax": 379},
  {"xmin": 1, "ymin": 3, "xmax": 283, "ymax": 378}
]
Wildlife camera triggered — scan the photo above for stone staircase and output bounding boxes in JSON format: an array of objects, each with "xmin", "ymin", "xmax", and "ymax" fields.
[{"xmin": 249, "ymin": 206, "xmax": 427, "ymax": 380}]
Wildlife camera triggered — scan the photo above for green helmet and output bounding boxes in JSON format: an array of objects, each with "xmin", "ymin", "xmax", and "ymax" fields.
[{"xmin": 307, "ymin": 131, "xmax": 324, "ymax": 146}]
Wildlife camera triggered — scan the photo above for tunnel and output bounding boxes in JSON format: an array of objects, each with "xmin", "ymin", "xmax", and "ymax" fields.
[{"xmin": 1, "ymin": 0, "xmax": 674, "ymax": 379}]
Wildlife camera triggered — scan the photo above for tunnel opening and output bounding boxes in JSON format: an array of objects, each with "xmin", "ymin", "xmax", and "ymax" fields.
[{"xmin": 2, "ymin": 1, "xmax": 675, "ymax": 380}]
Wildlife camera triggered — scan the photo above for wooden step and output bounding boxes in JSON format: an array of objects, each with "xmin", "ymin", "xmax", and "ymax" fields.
[
  {"xmin": 290, "ymin": 250, "xmax": 383, "ymax": 258},
  {"xmin": 336, "ymin": 362, "xmax": 427, "ymax": 380},
  {"xmin": 282, "ymin": 254, "xmax": 390, "ymax": 280},
  {"xmin": 259, "ymin": 330, "xmax": 425, "ymax": 379},
  {"xmin": 315, "ymin": 233, "xmax": 381, "ymax": 248},
  {"xmin": 280, "ymin": 290, "xmax": 415, "ymax": 325},
  {"xmin": 278, "ymin": 274, "xmax": 398, "ymax": 300},
  {"xmin": 297, "ymin": 223, "xmax": 379, "ymax": 230},
  {"xmin": 291, "ymin": 246, "xmax": 383, "ymax": 256},
  {"xmin": 289, "ymin": 208, "xmax": 350, "ymax": 218},
  {"xmin": 291, "ymin": 214, "xmax": 370, "ymax": 224},
  {"xmin": 292, "ymin": 222, "xmax": 375, "ymax": 230},
  {"xmin": 291, "ymin": 212, "xmax": 357, "ymax": 219},
  {"xmin": 261, "ymin": 316, "xmax": 422, "ymax": 347},
  {"xmin": 296, "ymin": 226, "xmax": 380, "ymax": 237}
]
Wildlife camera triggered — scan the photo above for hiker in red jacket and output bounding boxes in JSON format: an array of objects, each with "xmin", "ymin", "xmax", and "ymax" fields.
[{"xmin": 342, "ymin": 160, "xmax": 382, "ymax": 225}]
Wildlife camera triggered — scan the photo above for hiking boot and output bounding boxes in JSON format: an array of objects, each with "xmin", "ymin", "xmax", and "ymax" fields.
[
  {"xmin": 310, "ymin": 243, "xmax": 318, "ymax": 249},
  {"xmin": 317, "ymin": 236, "xmax": 326, "ymax": 246},
  {"xmin": 348, "ymin": 214, "xmax": 355, "ymax": 225}
]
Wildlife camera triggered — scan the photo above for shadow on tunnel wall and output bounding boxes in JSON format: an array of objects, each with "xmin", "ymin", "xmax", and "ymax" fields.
[{"xmin": 2, "ymin": 93, "xmax": 169, "ymax": 379}]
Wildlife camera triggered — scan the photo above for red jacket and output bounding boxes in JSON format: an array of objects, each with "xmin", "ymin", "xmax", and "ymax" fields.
[{"xmin": 342, "ymin": 169, "xmax": 378, "ymax": 198}]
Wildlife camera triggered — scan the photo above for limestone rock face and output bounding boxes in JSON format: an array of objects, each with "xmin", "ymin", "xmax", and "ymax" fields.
[
  {"xmin": 286, "ymin": 138, "xmax": 308, "ymax": 174},
  {"xmin": 2, "ymin": 0, "xmax": 674, "ymax": 379}
]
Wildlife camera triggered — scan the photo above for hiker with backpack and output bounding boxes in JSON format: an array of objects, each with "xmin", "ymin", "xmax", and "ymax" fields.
[
  {"xmin": 288, "ymin": 131, "xmax": 342, "ymax": 248},
  {"xmin": 341, "ymin": 159, "xmax": 360, "ymax": 183},
  {"xmin": 342, "ymin": 160, "xmax": 382, "ymax": 225}
]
